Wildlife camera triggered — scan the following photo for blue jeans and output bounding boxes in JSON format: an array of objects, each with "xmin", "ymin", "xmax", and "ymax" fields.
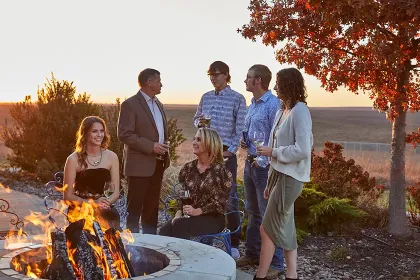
[
  {"xmin": 225, "ymin": 154, "xmax": 241, "ymax": 248},
  {"xmin": 243, "ymin": 160, "xmax": 284, "ymax": 270}
]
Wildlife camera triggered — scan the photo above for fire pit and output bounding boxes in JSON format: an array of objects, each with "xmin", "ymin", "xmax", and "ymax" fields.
[{"xmin": 0, "ymin": 233, "xmax": 237, "ymax": 279}]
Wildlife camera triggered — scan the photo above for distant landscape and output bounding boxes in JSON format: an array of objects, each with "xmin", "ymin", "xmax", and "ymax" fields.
[
  {"xmin": 162, "ymin": 104, "xmax": 420, "ymax": 148},
  {"xmin": 1, "ymin": 103, "xmax": 420, "ymax": 182}
]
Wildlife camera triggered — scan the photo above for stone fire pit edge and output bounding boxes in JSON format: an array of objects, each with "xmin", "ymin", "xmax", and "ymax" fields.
[{"xmin": 0, "ymin": 233, "xmax": 236, "ymax": 280}]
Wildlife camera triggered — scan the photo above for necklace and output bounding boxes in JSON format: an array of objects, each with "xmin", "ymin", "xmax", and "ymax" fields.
[{"xmin": 86, "ymin": 149, "xmax": 102, "ymax": 166}]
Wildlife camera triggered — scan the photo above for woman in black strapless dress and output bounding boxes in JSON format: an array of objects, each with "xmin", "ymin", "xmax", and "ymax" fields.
[{"xmin": 63, "ymin": 116, "xmax": 121, "ymax": 229}]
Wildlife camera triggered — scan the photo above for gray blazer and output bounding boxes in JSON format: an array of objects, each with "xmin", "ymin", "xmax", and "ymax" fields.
[{"xmin": 117, "ymin": 90, "xmax": 170, "ymax": 177}]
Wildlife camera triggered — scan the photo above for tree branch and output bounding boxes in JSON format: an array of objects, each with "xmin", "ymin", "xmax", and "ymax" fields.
[
  {"xmin": 375, "ymin": 25, "xmax": 398, "ymax": 40},
  {"xmin": 410, "ymin": 64, "xmax": 420, "ymax": 71},
  {"xmin": 303, "ymin": 36, "xmax": 358, "ymax": 57}
]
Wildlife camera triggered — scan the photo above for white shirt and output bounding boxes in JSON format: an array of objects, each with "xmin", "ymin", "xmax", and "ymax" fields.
[
  {"xmin": 140, "ymin": 90, "xmax": 165, "ymax": 144},
  {"xmin": 268, "ymin": 102, "xmax": 313, "ymax": 182}
]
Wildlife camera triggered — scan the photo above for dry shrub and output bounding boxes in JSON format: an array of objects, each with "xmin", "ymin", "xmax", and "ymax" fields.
[
  {"xmin": 407, "ymin": 183, "xmax": 420, "ymax": 227},
  {"xmin": 356, "ymin": 189, "xmax": 389, "ymax": 229},
  {"xmin": 311, "ymin": 142, "xmax": 377, "ymax": 200}
]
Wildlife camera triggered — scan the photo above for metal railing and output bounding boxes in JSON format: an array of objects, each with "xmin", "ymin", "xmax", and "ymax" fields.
[{"xmin": 331, "ymin": 141, "xmax": 420, "ymax": 154}]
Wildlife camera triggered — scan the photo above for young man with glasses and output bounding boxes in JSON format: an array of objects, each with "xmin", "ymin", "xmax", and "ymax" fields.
[
  {"xmin": 193, "ymin": 61, "xmax": 246, "ymax": 259},
  {"xmin": 236, "ymin": 64, "xmax": 284, "ymax": 279}
]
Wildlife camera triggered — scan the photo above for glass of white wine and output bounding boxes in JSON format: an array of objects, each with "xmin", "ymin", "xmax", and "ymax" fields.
[
  {"xmin": 253, "ymin": 131, "xmax": 265, "ymax": 161},
  {"xmin": 199, "ymin": 113, "xmax": 211, "ymax": 128},
  {"xmin": 103, "ymin": 181, "xmax": 115, "ymax": 199}
]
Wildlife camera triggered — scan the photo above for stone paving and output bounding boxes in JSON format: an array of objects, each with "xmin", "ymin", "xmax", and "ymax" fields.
[{"xmin": 0, "ymin": 188, "xmax": 46, "ymax": 236}]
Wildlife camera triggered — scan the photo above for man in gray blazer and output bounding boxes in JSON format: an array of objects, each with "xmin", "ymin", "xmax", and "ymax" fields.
[{"xmin": 118, "ymin": 68, "xmax": 170, "ymax": 234}]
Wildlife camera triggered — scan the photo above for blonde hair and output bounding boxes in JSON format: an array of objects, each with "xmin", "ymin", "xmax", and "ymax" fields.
[
  {"xmin": 75, "ymin": 116, "xmax": 110, "ymax": 170},
  {"xmin": 197, "ymin": 128, "xmax": 224, "ymax": 164}
]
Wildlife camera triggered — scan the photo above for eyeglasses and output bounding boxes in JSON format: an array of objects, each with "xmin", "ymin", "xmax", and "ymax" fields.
[
  {"xmin": 208, "ymin": 72, "xmax": 224, "ymax": 78},
  {"xmin": 193, "ymin": 136, "xmax": 202, "ymax": 142}
]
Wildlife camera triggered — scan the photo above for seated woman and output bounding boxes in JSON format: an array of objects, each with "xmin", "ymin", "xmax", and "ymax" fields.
[
  {"xmin": 159, "ymin": 128, "xmax": 232, "ymax": 239},
  {"xmin": 63, "ymin": 116, "xmax": 121, "ymax": 229}
]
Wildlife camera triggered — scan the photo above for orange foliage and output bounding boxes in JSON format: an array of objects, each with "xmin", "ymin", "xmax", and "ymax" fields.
[{"xmin": 239, "ymin": 0, "xmax": 420, "ymax": 144}]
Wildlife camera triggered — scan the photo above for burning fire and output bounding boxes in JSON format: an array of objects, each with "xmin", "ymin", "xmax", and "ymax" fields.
[
  {"xmin": 5, "ymin": 198, "xmax": 134, "ymax": 279},
  {"xmin": 0, "ymin": 182, "xmax": 12, "ymax": 193},
  {"xmin": 4, "ymin": 228, "xmax": 31, "ymax": 249}
]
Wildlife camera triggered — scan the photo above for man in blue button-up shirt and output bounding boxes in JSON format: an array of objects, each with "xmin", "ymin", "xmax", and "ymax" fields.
[
  {"xmin": 236, "ymin": 64, "xmax": 284, "ymax": 277},
  {"xmin": 194, "ymin": 61, "xmax": 246, "ymax": 259}
]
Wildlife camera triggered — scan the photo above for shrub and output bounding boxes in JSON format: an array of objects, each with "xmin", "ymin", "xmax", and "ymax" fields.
[
  {"xmin": 407, "ymin": 182, "xmax": 420, "ymax": 227},
  {"xmin": 308, "ymin": 197, "xmax": 367, "ymax": 231},
  {"xmin": 1, "ymin": 74, "xmax": 100, "ymax": 181},
  {"xmin": 100, "ymin": 99, "xmax": 123, "ymax": 176},
  {"xmin": 167, "ymin": 118, "xmax": 186, "ymax": 164},
  {"xmin": 296, "ymin": 228, "xmax": 308, "ymax": 244},
  {"xmin": 311, "ymin": 142, "xmax": 376, "ymax": 200}
]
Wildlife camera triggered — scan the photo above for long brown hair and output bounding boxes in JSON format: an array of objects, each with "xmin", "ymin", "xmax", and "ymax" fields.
[
  {"xmin": 75, "ymin": 116, "xmax": 110, "ymax": 170},
  {"xmin": 275, "ymin": 68, "xmax": 308, "ymax": 110}
]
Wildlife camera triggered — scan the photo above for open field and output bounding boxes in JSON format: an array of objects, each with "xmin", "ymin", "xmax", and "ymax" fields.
[
  {"xmin": 1, "ymin": 103, "xmax": 420, "ymax": 182},
  {"xmin": 164, "ymin": 105, "xmax": 420, "ymax": 149}
]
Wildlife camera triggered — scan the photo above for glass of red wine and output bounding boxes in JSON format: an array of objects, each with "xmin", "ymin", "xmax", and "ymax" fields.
[{"xmin": 180, "ymin": 190, "xmax": 192, "ymax": 218}]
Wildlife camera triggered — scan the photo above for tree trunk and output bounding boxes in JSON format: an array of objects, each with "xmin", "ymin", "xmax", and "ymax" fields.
[{"xmin": 388, "ymin": 66, "xmax": 411, "ymax": 237}]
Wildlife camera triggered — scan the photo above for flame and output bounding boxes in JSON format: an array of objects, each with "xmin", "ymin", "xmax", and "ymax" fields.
[
  {"xmin": 8, "ymin": 197, "xmax": 132, "ymax": 279},
  {"xmin": 26, "ymin": 263, "xmax": 42, "ymax": 278},
  {"xmin": 4, "ymin": 228, "xmax": 30, "ymax": 249},
  {"xmin": 0, "ymin": 182, "xmax": 12, "ymax": 193},
  {"xmin": 11, "ymin": 257, "xmax": 22, "ymax": 272},
  {"xmin": 120, "ymin": 229, "xmax": 134, "ymax": 244},
  {"xmin": 67, "ymin": 246, "xmax": 81, "ymax": 278}
]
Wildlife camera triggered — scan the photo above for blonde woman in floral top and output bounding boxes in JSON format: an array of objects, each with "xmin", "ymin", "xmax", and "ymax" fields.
[{"xmin": 159, "ymin": 128, "xmax": 232, "ymax": 239}]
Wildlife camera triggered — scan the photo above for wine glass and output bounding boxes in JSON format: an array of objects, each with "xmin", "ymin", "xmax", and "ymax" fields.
[
  {"xmin": 156, "ymin": 140, "xmax": 170, "ymax": 160},
  {"xmin": 253, "ymin": 131, "xmax": 265, "ymax": 160},
  {"xmin": 199, "ymin": 113, "xmax": 212, "ymax": 128},
  {"xmin": 103, "ymin": 181, "xmax": 115, "ymax": 199},
  {"xmin": 180, "ymin": 190, "xmax": 192, "ymax": 218}
]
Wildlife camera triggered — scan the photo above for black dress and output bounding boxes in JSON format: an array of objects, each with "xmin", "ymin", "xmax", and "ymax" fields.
[{"xmin": 68, "ymin": 168, "xmax": 120, "ymax": 229}]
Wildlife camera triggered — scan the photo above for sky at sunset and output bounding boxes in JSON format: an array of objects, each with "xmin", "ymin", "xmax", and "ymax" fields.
[{"xmin": 0, "ymin": 0, "xmax": 374, "ymax": 107}]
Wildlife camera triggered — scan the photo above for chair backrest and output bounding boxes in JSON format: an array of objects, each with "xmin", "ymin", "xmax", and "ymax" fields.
[
  {"xmin": 44, "ymin": 172, "xmax": 68, "ymax": 229},
  {"xmin": 162, "ymin": 182, "xmax": 183, "ymax": 221},
  {"xmin": 224, "ymin": 192, "xmax": 246, "ymax": 235},
  {"xmin": 44, "ymin": 172, "xmax": 65, "ymax": 201}
]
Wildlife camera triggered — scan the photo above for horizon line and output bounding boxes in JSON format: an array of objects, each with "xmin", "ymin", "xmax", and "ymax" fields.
[{"xmin": 0, "ymin": 101, "xmax": 377, "ymax": 109}]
